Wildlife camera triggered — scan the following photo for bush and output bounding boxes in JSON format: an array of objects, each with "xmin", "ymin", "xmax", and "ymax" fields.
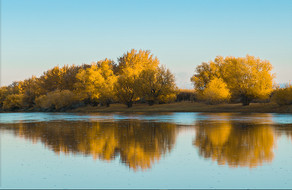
[
  {"xmin": 158, "ymin": 93, "xmax": 177, "ymax": 104},
  {"xmin": 176, "ymin": 89, "xmax": 196, "ymax": 102},
  {"xmin": 272, "ymin": 85, "xmax": 292, "ymax": 105},
  {"xmin": 35, "ymin": 90, "xmax": 78, "ymax": 111},
  {"xmin": 3, "ymin": 94, "xmax": 24, "ymax": 110},
  {"xmin": 201, "ymin": 78, "xmax": 231, "ymax": 104}
]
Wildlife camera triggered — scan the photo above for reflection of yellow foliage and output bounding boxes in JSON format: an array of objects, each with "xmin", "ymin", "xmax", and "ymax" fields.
[
  {"xmin": 207, "ymin": 124, "xmax": 231, "ymax": 146},
  {"xmin": 194, "ymin": 114, "xmax": 275, "ymax": 168},
  {"xmin": 2, "ymin": 120, "xmax": 176, "ymax": 171}
]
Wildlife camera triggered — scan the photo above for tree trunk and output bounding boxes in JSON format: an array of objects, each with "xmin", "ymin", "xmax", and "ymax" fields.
[
  {"xmin": 148, "ymin": 100, "xmax": 155, "ymax": 106},
  {"xmin": 242, "ymin": 95, "xmax": 251, "ymax": 106},
  {"xmin": 127, "ymin": 101, "xmax": 133, "ymax": 108}
]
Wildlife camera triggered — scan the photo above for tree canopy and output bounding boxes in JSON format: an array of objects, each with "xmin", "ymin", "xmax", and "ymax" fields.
[{"xmin": 191, "ymin": 55, "xmax": 274, "ymax": 105}]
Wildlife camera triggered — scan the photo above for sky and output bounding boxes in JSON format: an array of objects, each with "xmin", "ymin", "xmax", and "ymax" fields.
[{"xmin": 1, "ymin": 0, "xmax": 292, "ymax": 88}]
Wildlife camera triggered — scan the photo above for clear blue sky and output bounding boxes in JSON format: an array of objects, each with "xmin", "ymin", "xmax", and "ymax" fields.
[{"xmin": 2, "ymin": 0, "xmax": 292, "ymax": 88}]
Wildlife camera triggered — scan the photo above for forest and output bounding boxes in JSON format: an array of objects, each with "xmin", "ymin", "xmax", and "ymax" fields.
[{"xmin": 0, "ymin": 49, "xmax": 291, "ymax": 111}]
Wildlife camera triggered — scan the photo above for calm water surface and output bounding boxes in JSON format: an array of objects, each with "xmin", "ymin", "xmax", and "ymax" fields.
[{"xmin": 0, "ymin": 112, "xmax": 292, "ymax": 188}]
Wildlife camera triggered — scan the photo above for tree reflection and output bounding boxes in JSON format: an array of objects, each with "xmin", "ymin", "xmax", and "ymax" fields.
[
  {"xmin": 275, "ymin": 124, "xmax": 292, "ymax": 142},
  {"xmin": 1, "ymin": 120, "xmax": 176, "ymax": 171},
  {"xmin": 194, "ymin": 114, "xmax": 275, "ymax": 168}
]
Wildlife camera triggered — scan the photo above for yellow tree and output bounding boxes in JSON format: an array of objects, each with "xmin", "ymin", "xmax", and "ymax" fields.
[
  {"xmin": 221, "ymin": 55, "xmax": 274, "ymax": 105},
  {"xmin": 0, "ymin": 87, "xmax": 9, "ymax": 109},
  {"xmin": 201, "ymin": 77, "xmax": 231, "ymax": 104},
  {"xmin": 115, "ymin": 49, "xmax": 159, "ymax": 107},
  {"xmin": 75, "ymin": 59, "xmax": 117, "ymax": 106},
  {"xmin": 75, "ymin": 63, "xmax": 104, "ymax": 105},
  {"xmin": 191, "ymin": 55, "xmax": 274, "ymax": 105},
  {"xmin": 136, "ymin": 65, "xmax": 178, "ymax": 105},
  {"xmin": 96, "ymin": 59, "xmax": 117, "ymax": 107},
  {"xmin": 38, "ymin": 66, "xmax": 65, "ymax": 94}
]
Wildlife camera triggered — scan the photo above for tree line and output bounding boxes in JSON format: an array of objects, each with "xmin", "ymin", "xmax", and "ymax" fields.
[
  {"xmin": 0, "ymin": 50, "xmax": 291, "ymax": 111},
  {"xmin": 0, "ymin": 49, "xmax": 178, "ymax": 111}
]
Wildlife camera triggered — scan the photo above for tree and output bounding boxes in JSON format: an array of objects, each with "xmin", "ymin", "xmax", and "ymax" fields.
[
  {"xmin": 115, "ymin": 49, "xmax": 159, "ymax": 107},
  {"xmin": 96, "ymin": 59, "xmax": 117, "ymax": 107},
  {"xmin": 272, "ymin": 84, "xmax": 292, "ymax": 105},
  {"xmin": 74, "ymin": 59, "xmax": 117, "ymax": 106},
  {"xmin": 2, "ymin": 94, "xmax": 24, "ymax": 110},
  {"xmin": 191, "ymin": 55, "xmax": 274, "ymax": 105},
  {"xmin": 201, "ymin": 78, "xmax": 231, "ymax": 104},
  {"xmin": 0, "ymin": 87, "xmax": 9, "ymax": 109},
  {"xmin": 35, "ymin": 90, "xmax": 77, "ymax": 111},
  {"xmin": 136, "ymin": 65, "xmax": 178, "ymax": 105}
]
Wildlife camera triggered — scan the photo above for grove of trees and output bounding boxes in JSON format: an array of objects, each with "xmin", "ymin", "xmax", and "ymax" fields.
[
  {"xmin": 191, "ymin": 55, "xmax": 275, "ymax": 105},
  {"xmin": 0, "ymin": 49, "xmax": 178, "ymax": 111},
  {"xmin": 0, "ymin": 52, "xmax": 291, "ymax": 111}
]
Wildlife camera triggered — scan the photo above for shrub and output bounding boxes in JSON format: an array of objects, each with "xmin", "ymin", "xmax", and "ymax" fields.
[
  {"xmin": 176, "ymin": 89, "xmax": 196, "ymax": 102},
  {"xmin": 35, "ymin": 90, "xmax": 78, "ymax": 111},
  {"xmin": 201, "ymin": 78, "xmax": 231, "ymax": 104},
  {"xmin": 272, "ymin": 85, "xmax": 292, "ymax": 105},
  {"xmin": 158, "ymin": 93, "xmax": 177, "ymax": 104},
  {"xmin": 3, "ymin": 94, "xmax": 24, "ymax": 110}
]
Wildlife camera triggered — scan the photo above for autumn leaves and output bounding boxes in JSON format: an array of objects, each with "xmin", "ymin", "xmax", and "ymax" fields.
[
  {"xmin": 191, "ymin": 55, "xmax": 274, "ymax": 105},
  {"xmin": 0, "ymin": 49, "xmax": 178, "ymax": 111}
]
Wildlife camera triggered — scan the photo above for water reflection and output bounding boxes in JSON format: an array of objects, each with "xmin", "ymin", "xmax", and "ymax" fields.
[
  {"xmin": 1, "ymin": 120, "xmax": 177, "ymax": 171},
  {"xmin": 194, "ymin": 113, "xmax": 275, "ymax": 168},
  {"xmin": 1, "ymin": 113, "xmax": 292, "ymax": 171}
]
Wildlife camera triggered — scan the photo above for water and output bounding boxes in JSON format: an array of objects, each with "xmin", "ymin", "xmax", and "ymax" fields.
[{"xmin": 0, "ymin": 112, "xmax": 292, "ymax": 188}]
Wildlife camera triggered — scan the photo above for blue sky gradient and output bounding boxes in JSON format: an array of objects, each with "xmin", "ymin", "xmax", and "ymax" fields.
[{"xmin": 2, "ymin": 0, "xmax": 292, "ymax": 88}]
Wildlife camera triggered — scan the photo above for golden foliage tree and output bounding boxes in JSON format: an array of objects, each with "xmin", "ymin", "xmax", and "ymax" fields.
[
  {"xmin": 96, "ymin": 59, "xmax": 118, "ymax": 106},
  {"xmin": 2, "ymin": 94, "xmax": 24, "ymax": 110},
  {"xmin": 74, "ymin": 59, "xmax": 117, "ymax": 106},
  {"xmin": 35, "ymin": 90, "xmax": 77, "ymax": 111},
  {"xmin": 201, "ymin": 77, "xmax": 231, "ymax": 104},
  {"xmin": 136, "ymin": 65, "xmax": 178, "ymax": 105},
  {"xmin": 191, "ymin": 55, "xmax": 274, "ymax": 105},
  {"xmin": 115, "ymin": 49, "xmax": 160, "ymax": 107},
  {"xmin": 272, "ymin": 84, "xmax": 292, "ymax": 105}
]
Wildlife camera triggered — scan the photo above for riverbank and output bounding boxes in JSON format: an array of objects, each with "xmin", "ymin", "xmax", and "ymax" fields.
[{"xmin": 70, "ymin": 102, "xmax": 292, "ymax": 113}]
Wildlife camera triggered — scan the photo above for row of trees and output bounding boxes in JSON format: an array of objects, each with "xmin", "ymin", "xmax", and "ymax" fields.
[
  {"xmin": 0, "ymin": 49, "xmax": 178, "ymax": 111},
  {"xmin": 0, "ymin": 52, "xmax": 290, "ymax": 111}
]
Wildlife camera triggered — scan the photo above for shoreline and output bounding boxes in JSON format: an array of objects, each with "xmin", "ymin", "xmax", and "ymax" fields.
[
  {"xmin": 70, "ymin": 102, "xmax": 292, "ymax": 113},
  {"xmin": 3, "ymin": 102, "xmax": 290, "ymax": 114},
  {"xmin": 1, "ymin": 102, "xmax": 292, "ymax": 114}
]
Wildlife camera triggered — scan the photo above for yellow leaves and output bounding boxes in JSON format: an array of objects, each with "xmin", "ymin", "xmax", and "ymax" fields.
[
  {"xmin": 272, "ymin": 84, "xmax": 292, "ymax": 105},
  {"xmin": 191, "ymin": 55, "xmax": 274, "ymax": 105},
  {"xmin": 74, "ymin": 59, "xmax": 117, "ymax": 106},
  {"xmin": 201, "ymin": 78, "xmax": 231, "ymax": 104},
  {"xmin": 2, "ymin": 94, "xmax": 24, "ymax": 110},
  {"xmin": 35, "ymin": 90, "xmax": 77, "ymax": 110}
]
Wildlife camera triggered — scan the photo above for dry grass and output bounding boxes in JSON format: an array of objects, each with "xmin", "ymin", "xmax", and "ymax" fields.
[{"xmin": 70, "ymin": 101, "xmax": 292, "ymax": 113}]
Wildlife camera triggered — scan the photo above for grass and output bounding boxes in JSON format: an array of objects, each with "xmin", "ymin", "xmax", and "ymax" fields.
[{"xmin": 70, "ymin": 101, "xmax": 292, "ymax": 113}]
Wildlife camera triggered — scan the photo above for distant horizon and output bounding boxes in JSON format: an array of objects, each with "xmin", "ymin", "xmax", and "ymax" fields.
[{"xmin": 2, "ymin": 0, "xmax": 292, "ymax": 88}]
